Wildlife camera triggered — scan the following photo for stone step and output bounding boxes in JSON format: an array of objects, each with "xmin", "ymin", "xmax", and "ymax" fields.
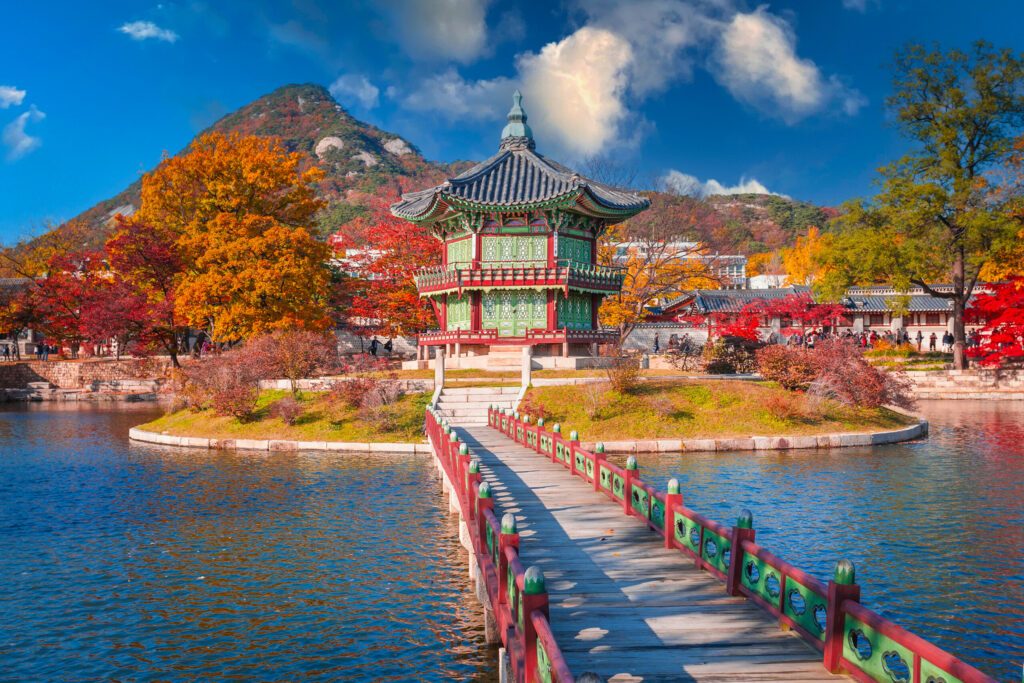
[{"xmin": 441, "ymin": 386, "xmax": 520, "ymax": 395}]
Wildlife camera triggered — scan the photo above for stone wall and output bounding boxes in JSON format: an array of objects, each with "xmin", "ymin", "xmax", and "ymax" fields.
[
  {"xmin": 0, "ymin": 359, "xmax": 173, "ymax": 391},
  {"xmin": 905, "ymin": 368, "xmax": 1024, "ymax": 399}
]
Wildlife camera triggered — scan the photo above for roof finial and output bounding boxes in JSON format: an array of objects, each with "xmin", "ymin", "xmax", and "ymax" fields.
[{"xmin": 500, "ymin": 90, "xmax": 534, "ymax": 150}]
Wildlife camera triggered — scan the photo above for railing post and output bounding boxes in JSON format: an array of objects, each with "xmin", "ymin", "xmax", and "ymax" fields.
[
  {"xmin": 726, "ymin": 510, "xmax": 755, "ymax": 596},
  {"xmin": 498, "ymin": 514, "xmax": 519, "ymax": 608},
  {"xmin": 593, "ymin": 442, "xmax": 606, "ymax": 492},
  {"xmin": 551, "ymin": 424, "xmax": 561, "ymax": 463},
  {"xmin": 466, "ymin": 459, "xmax": 481, "ymax": 522},
  {"xmin": 458, "ymin": 442, "xmax": 471, "ymax": 502},
  {"xmin": 624, "ymin": 455, "xmax": 638, "ymax": 515},
  {"xmin": 664, "ymin": 477, "xmax": 682, "ymax": 549},
  {"xmin": 824, "ymin": 560, "xmax": 861, "ymax": 673},
  {"xmin": 522, "ymin": 566, "xmax": 549, "ymax": 683},
  {"xmin": 568, "ymin": 430, "xmax": 580, "ymax": 476},
  {"xmin": 476, "ymin": 481, "xmax": 493, "ymax": 552},
  {"xmin": 535, "ymin": 418, "xmax": 545, "ymax": 455}
]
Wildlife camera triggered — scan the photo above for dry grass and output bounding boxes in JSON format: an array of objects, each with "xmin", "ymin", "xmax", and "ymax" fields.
[
  {"xmin": 520, "ymin": 380, "xmax": 913, "ymax": 441},
  {"xmin": 140, "ymin": 389, "xmax": 430, "ymax": 443}
]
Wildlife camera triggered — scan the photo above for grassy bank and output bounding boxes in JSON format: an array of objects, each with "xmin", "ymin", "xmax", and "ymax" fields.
[
  {"xmin": 520, "ymin": 380, "xmax": 913, "ymax": 441},
  {"xmin": 139, "ymin": 390, "xmax": 430, "ymax": 443}
]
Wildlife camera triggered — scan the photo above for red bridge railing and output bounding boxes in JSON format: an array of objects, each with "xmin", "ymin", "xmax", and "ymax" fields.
[
  {"xmin": 425, "ymin": 407, "xmax": 573, "ymax": 683},
  {"xmin": 487, "ymin": 406, "xmax": 999, "ymax": 683}
]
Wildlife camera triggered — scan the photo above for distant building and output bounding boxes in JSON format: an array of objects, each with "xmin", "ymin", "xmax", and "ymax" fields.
[{"xmin": 747, "ymin": 273, "xmax": 787, "ymax": 289}]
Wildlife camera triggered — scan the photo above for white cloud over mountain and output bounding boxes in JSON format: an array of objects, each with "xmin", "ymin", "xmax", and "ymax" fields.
[
  {"xmin": 118, "ymin": 20, "xmax": 179, "ymax": 43},
  {"xmin": 0, "ymin": 86, "xmax": 26, "ymax": 109},
  {"xmin": 400, "ymin": 0, "xmax": 865, "ymax": 157},
  {"xmin": 380, "ymin": 0, "xmax": 493, "ymax": 63},
  {"xmin": 661, "ymin": 169, "xmax": 783, "ymax": 198},
  {"xmin": 3, "ymin": 106, "xmax": 46, "ymax": 162},
  {"xmin": 329, "ymin": 74, "xmax": 381, "ymax": 110}
]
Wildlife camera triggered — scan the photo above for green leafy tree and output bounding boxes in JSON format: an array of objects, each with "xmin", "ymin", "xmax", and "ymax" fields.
[{"xmin": 818, "ymin": 42, "xmax": 1024, "ymax": 368}]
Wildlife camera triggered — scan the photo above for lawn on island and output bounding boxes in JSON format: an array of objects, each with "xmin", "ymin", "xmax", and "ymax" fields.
[
  {"xmin": 520, "ymin": 380, "xmax": 915, "ymax": 441},
  {"xmin": 140, "ymin": 389, "xmax": 431, "ymax": 443}
]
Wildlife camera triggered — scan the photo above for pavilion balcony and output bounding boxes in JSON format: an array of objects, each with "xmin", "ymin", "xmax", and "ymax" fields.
[
  {"xmin": 417, "ymin": 327, "xmax": 619, "ymax": 347},
  {"xmin": 414, "ymin": 260, "xmax": 624, "ymax": 296}
]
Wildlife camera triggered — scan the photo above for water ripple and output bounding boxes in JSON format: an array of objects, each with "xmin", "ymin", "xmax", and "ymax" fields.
[{"xmin": 0, "ymin": 404, "xmax": 496, "ymax": 682}]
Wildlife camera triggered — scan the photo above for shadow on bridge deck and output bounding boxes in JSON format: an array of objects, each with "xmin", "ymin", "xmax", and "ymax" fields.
[{"xmin": 457, "ymin": 425, "xmax": 845, "ymax": 682}]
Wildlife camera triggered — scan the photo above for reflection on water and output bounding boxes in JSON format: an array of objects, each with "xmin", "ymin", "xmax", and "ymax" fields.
[
  {"xmin": 623, "ymin": 400, "xmax": 1024, "ymax": 679},
  {"xmin": 0, "ymin": 404, "xmax": 495, "ymax": 682}
]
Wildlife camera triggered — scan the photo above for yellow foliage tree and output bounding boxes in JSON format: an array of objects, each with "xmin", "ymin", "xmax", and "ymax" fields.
[
  {"xmin": 781, "ymin": 226, "xmax": 831, "ymax": 286},
  {"xmin": 136, "ymin": 132, "xmax": 330, "ymax": 341},
  {"xmin": 598, "ymin": 222, "xmax": 718, "ymax": 339}
]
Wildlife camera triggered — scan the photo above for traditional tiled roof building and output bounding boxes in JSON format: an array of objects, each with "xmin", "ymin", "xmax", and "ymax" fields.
[{"xmin": 393, "ymin": 92, "xmax": 649, "ymax": 368}]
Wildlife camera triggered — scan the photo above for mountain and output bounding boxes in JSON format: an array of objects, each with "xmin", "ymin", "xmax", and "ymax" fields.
[
  {"xmin": 15, "ymin": 83, "xmax": 834, "ymax": 264},
  {"xmin": 66, "ymin": 83, "xmax": 460, "ymax": 245}
]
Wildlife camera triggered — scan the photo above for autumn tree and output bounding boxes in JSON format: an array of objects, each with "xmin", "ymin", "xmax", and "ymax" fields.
[
  {"xmin": 0, "ymin": 282, "xmax": 37, "ymax": 360},
  {"xmin": 599, "ymin": 194, "xmax": 720, "ymax": 340},
  {"xmin": 136, "ymin": 131, "xmax": 331, "ymax": 341},
  {"xmin": 967, "ymin": 278, "xmax": 1024, "ymax": 366},
  {"xmin": 104, "ymin": 217, "xmax": 188, "ymax": 365},
  {"xmin": 780, "ymin": 227, "xmax": 831, "ymax": 286},
  {"xmin": 246, "ymin": 330, "xmax": 339, "ymax": 395},
  {"xmin": 28, "ymin": 252, "xmax": 106, "ymax": 356},
  {"xmin": 818, "ymin": 42, "xmax": 1024, "ymax": 369},
  {"xmin": 333, "ymin": 196, "xmax": 441, "ymax": 337}
]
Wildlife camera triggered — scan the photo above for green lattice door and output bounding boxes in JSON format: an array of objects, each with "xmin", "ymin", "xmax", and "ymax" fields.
[
  {"xmin": 482, "ymin": 290, "xmax": 546, "ymax": 337},
  {"xmin": 557, "ymin": 292, "xmax": 592, "ymax": 330},
  {"xmin": 481, "ymin": 235, "xmax": 547, "ymax": 266}
]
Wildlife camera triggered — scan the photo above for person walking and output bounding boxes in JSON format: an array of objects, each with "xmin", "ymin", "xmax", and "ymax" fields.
[
  {"xmin": 916, "ymin": 330, "xmax": 923, "ymax": 352},
  {"xmin": 929, "ymin": 332, "xmax": 937, "ymax": 352},
  {"xmin": 369, "ymin": 337, "xmax": 380, "ymax": 357},
  {"xmin": 2, "ymin": 345, "xmax": 9, "ymax": 362},
  {"xmin": 383, "ymin": 338, "xmax": 393, "ymax": 355},
  {"xmin": 653, "ymin": 333, "xmax": 660, "ymax": 354}
]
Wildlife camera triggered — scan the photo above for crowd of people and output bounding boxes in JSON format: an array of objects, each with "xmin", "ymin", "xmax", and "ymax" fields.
[{"xmin": 652, "ymin": 327, "xmax": 981, "ymax": 355}]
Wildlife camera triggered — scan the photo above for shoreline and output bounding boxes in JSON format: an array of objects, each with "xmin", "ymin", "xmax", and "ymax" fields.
[{"xmin": 127, "ymin": 427, "xmax": 431, "ymax": 453}]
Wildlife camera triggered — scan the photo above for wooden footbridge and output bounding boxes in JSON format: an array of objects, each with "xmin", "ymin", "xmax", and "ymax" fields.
[{"xmin": 425, "ymin": 407, "xmax": 997, "ymax": 683}]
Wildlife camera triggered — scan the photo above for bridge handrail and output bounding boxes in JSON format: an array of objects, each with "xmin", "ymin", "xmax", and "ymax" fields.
[
  {"xmin": 426, "ymin": 407, "xmax": 573, "ymax": 683},
  {"xmin": 487, "ymin": 406, "xmax": 999, "ymax": 683}
]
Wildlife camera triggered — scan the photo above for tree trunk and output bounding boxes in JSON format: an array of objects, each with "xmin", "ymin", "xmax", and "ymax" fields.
[{"xmin": 951, "ymin": 247, "xmax": 968, "ymax": 370}]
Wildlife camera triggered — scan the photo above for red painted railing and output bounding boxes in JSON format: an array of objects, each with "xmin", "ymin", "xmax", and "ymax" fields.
[
  {"xmin": 425, "ymin": 408, "xmax": 573, "ymax": 683},
  {"xmin": 418, "ymin": 328, "xmax": 617, "ymax": 347},
  {"xmin": 414, "ymin": 261, "xmax": 624, "ymax": 296},
  {"xmin": 486, "ymin": 406, "xmax": 999, "ymax": 683}
]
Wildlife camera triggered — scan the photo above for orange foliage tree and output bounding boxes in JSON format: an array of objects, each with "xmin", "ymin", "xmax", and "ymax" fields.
[{"xmin": 136, "ymin": 132, "xmax": 331, "ymax": 341}]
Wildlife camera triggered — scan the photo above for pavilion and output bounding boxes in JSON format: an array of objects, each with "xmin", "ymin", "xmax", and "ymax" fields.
[{"xmin": 392, "ymin": 91, "xmax": 649, "ymax": 369}]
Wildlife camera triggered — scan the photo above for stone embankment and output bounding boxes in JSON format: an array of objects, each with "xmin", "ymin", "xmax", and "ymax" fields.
[
  {"xmin": 0, "ymin": 359, "xmax": 173, "ymax": 402},
  {"xmin": 906, "ymin": 368, "xmax": 1024, "ymax": 399},
  {"xmin": 128, "ymin": 427, "xmax": 429, "ymax": 453}
]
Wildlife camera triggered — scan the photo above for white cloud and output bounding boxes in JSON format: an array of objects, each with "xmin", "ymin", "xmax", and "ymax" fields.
[
  {"xmin": 517, "ymin": 27, "xmax": 635, "ymax": 157},
  {"xmin": 0, "ymin": 86, "xmax": 26, "ymax": 109},
  {"xmin": 329, "ymin": 74, "xmax": 381, "ymax": 110},
  {"xmin": 118, "ymin": 20, "xmax": 179, "ymax": 43},
  {"xmin": 3, "ymin": 106, "xmax": 45, "ymax": 161},
  {"xmin": 661, "ymin": 169, "xmax": 783, "ymax": 198},
  {"xmin": 402, "ymin": 69, "xmax": 511, "ymax": 121},
  {"xmin": 381, "ymin": 0, "xmax": 492, "ymax": 63},
  {"xmin": 711, "ymin": 8, "xmax": 865, "ymax": 123},
  {"xmin": 842, "ymin": 0, "xmax": 871, "ymax": 11}
]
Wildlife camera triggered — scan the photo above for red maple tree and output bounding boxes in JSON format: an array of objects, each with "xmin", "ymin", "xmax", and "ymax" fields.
[
  {"xmin": 967, "ymin": 278, "xmax": 1024, "ymax": 366},
  {"xmin": 761, "ymin": 293, "xmax": 848, "ymax": 336},
  {"xmin": 331, "ymin": 196, "xmax": 441, "ymax": 337}
]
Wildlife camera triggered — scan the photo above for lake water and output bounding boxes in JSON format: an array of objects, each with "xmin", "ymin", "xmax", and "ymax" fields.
[
  {"xmin": 0, "ymin": 401, "xmax": 1020, "ymax": 680},
  {"xmin": 0, "ymin": 404, "xmax": 496, "ymax": 682},
  {"xmin": 620, "ymin": 399, "xmax": 1024, "ymax": 680}
]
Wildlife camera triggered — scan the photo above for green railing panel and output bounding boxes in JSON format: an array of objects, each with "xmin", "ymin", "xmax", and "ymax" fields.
[
  {"xmin": 585, "ymin": 458, "xmax": 594, "ymax": 479},
  {"xmin": 674, "ymin": 512, "xmax": 701, "ymax": 555},
  {"xmin": 612, "ymin": 473, "xmax": 625, "ymax": 500},
  {"xmin": 507, "ymin": 563, "xmax": 516, "ymax": 615},
  {"xmin": 843, "ymin": 615, "xmax": 915, "ymax": 683},
  {"xmin": 631, "ymin": 486, "xmax": 650, "ymax": 519},
  {"xmin": 599, "ymin": 465, "xmax": 612, "ymax": 491},
  {"xmin": 782, "ymin": 578, "xmax": 828, "ymax": 641},
  {"xmin": 701, "ymin": 528, "xmax": 731, "ymax": 574},
  {"xmin": 555, "ymin": 442, "xmax": 565, "ymax": 462},
  {"xmin": 741, "ymin": 551, "xmax": 781, "ymax": 609},
  {"xmin": 650, "ymin": 496, "xmax": 665, "ymax": 529},
  {"xmin": 920, "ymin": 659, "xmax": 964, "ymax": 683},
  {"xmin": 574, "ymin": 451, "xmax": 585, "ymax": 473},
  {"xmin": 537, "ymin": 639, "xmax": 554, "ymax": 683}
]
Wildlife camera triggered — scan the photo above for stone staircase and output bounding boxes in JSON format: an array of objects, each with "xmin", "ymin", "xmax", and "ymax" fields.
[{"xmin": 433, "ymin": 385, "xmax": 519, "ymax": 425}]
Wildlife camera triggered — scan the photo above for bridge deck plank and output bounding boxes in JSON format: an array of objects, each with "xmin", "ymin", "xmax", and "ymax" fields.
[{"xmin": 458, "ymin": 425, "xmax": 845, "ymax": 683}]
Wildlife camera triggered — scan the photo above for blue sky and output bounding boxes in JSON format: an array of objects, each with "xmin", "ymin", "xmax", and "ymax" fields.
[{"xmin": 2, "ymin": 0, "xmax": 1023, "ymax": 243}]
